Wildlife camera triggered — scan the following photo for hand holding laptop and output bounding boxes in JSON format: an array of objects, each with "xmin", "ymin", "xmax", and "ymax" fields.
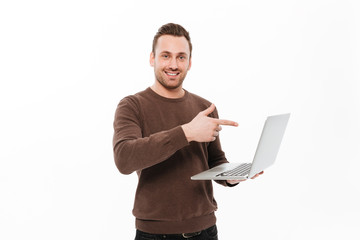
[
  {"xmin": 227, "ymin": 171, "xmax": 264, "ymax": 185},
  {"xmin": 191, "ymin": 113, "xmax": 290, "ymax": 181}
]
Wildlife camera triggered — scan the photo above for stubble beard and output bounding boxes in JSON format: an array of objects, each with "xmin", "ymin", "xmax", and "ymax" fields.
[{"xmin": 154, "ymin": 68, "xmax": 188, "ymax": 90}]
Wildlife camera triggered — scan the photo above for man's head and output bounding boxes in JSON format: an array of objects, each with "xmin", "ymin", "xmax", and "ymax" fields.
[
  {"xmin": 152, "ymin": 23, "xmax": 192, "ymax": 58},
  {"xmin": 150, "ymin": 23, "xmax": 192, "ymax": 92}
]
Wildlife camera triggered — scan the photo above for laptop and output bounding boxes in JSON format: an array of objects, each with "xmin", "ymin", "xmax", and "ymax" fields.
[{"xmin": 191, "ymin": 113, "xmax": 290, "ymax": 180}]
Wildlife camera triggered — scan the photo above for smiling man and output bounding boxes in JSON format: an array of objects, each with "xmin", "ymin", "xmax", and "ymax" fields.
[
  {"xmin": 150, "ymin": 34, "xmax": 191, "ymax": 94},
  {"xmin": 113, "ymin": 23, "xmax": 261, "ymax": 240}
]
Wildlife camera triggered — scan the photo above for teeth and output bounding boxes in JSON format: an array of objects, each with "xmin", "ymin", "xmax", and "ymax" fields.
[{"xmin": 166, "ymin": 72, "xmax": 178, "ymax": 76}]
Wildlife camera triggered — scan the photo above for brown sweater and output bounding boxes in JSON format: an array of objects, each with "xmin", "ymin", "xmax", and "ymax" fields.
[{"xmin": 113, "ymin": 87, "xmax": 229, "ymax": 234}]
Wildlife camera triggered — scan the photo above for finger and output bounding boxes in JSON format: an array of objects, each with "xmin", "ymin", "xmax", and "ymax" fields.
[
  {"xmin": 213, "ymin": 131, "xmax": 219, "ymax": 137},
  {"xmin": 251, "ymin": 171, "xmax": 264, "ymax": 179},
  {"xmin": 201, "ymin": 103, "xmax": 216, "ymax": 116},
  {"xmin": 214, "ymin": 119, "xmax": 238, "ymax": 127},
  {"xmin": 227, "ymin": 179, "xmax": 246, "ymax": 185},
  {"xmin": 250, "ymin": 174, "xmax": 259, "ymax": 179},
  {"xmin": 216, "ymin": 125, "xmax": 222, "ymax": 132}
]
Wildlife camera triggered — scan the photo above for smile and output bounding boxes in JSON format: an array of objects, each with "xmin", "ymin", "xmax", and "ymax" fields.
[{"xmin": 165, "ymin": 71, "xmax": 179, "ymax": 76}]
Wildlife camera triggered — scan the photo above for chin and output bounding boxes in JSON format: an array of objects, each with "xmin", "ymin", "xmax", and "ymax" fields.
[{"xmin": 163, "ymin": 83, "xmax": 182, "ymax": 90}]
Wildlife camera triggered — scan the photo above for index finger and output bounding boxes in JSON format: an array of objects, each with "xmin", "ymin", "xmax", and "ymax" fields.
[{"xmin": 214, "ymin": 119, "xmax": 238, "ymax": 127}]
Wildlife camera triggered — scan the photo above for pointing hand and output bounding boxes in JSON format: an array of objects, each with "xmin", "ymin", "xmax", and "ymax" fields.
[{"xmin": 181, "ymin": 104, "xmax": 238, "ymax": 142}]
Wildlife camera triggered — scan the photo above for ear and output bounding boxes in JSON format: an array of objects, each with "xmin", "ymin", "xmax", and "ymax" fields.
[
  {"xmin": 187, "ymin": 56, "xmax": 192, "ymax": 71},
  {"xmin": 149, "ymin": 52, "xmax": 155, "ymax": 67}
]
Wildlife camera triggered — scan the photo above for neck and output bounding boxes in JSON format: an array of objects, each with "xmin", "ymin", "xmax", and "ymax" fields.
[{"xmin": 150, "ymin": 83, "xmax": 185, "ymax": 99}]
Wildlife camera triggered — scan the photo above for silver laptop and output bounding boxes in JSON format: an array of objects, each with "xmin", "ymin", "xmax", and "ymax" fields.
[{"xmin": 191, "ymin": 113, "xmax": 290, "ymax": 180}]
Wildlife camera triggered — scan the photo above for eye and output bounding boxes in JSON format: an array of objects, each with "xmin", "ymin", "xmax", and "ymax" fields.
[
  {"xmin": 179, "ymin": 56, "xmax": 186, "ymax": 60},
  {"xmin": 162, "ymin": 54, "xmax": 169, "ymax": 58}
]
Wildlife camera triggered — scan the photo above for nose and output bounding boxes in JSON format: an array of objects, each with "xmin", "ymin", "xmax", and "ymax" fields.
[{"xmin": 168, "ymin": 57, "xmax": 178, "ymax": 70}]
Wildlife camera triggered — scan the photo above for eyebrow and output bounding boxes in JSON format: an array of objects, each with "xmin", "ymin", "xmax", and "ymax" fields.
[{"xmin": 160, "ymin": 51, "xmax": 188, "ymax": 56}]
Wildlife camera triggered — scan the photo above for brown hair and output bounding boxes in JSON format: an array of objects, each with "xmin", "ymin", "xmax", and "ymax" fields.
[{"xmin": 152, "ymin": 23, "xmax": 192, "ymax": 57}]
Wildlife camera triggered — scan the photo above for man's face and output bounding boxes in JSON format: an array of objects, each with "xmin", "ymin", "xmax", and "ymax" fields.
[{"xmin": 150, "ymin": 35, "xmax": 192, "ymax": 90}]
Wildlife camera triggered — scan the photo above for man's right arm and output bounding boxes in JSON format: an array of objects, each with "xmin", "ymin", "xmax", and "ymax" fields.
[{"xmin": 112, "ymin": 97, "xmax": 189, "ymax": 175}]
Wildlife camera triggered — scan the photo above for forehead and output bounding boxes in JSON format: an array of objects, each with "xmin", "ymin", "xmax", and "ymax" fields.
[{"xmin": 155, "ymin": 35, "xmax": 190, "ymax": 55}]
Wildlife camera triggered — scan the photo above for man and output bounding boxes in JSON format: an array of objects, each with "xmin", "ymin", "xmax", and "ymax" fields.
[{"xmin": 113, "ymin": 23, "xmax": 263, "ymax": 240}]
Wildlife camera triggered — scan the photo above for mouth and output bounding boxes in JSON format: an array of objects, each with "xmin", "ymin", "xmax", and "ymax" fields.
[{"xmin": 165, "ymin": 71, "xmax": 180, "ymax": 77}]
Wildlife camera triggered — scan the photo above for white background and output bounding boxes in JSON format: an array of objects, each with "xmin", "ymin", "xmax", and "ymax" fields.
[{"xmin": 1, "ymin": 0, "xmax": 359, "ymax": 239}]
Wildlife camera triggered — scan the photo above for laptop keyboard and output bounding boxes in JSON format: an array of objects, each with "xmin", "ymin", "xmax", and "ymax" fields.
[{"xmin": 216, "ymin": 163, "xmax": 252, "ymax": 177}]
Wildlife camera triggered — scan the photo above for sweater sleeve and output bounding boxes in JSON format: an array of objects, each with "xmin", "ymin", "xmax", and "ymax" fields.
[{"xmin": 112, "ymin": 97, "xmax": 189, "ymax": 175}]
